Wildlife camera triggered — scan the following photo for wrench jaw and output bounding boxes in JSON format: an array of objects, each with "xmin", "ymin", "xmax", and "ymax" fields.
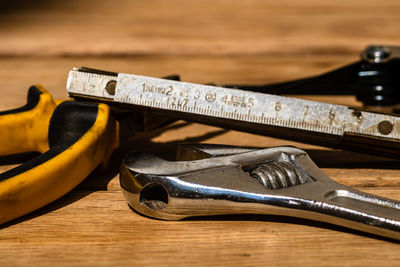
[
  {"xmin": 120, "ymin": 168, "xmax": 186, "ymax": 220},
  {"xmin": 120, "ymin": 164, "xmax": 299, "ymax": 221},
  {"xmin": 120, "ymin": 146, "xmax": 320, "ymax": 221},
  {"xmin": 120, "ymin": 147, "xmax": 291, "ymax": 220},
  {"xmin": 120, "ymin": 145, "xmax": 400, "ymax": 240}
]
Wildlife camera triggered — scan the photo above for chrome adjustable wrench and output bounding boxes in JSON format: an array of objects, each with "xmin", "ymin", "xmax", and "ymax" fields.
[{"xmin": 120, "ymin": 144, "xmax": 400, "ymax": 240}]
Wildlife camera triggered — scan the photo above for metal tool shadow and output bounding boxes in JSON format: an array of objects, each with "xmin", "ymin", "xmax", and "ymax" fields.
[
  {"xmin": 189, "ymin": 214, "xmax": 400, "ymax": 244},
  {"xmin": 126, "ymin": 204, "xmax": 400, "ymax": 244}
]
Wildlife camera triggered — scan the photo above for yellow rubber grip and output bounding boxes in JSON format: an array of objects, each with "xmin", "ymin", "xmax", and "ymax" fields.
[
  {"xmin": 0, "ymin": 87, "xmax": 119, "ymax": 225},
  {"xmin": 0, "ymin": 86, "xmax": 57, "ymax": 155}
]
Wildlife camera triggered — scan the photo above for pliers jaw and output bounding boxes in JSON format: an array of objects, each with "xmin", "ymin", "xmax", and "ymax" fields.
[{"xmin": 120, "ymin": 144, "xmax": 400, "ymax": 240}]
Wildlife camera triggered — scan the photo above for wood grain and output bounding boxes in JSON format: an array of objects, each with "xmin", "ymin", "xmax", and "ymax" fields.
[
  {"xmin": 1, "ymin": 0, "xmax": 400, "ymax": 266},
  {"xmin": 1, "ymin": 188, "xmax": 400, "ymax": 267},
  {"xmin": 0, "ymin": 0, "xmax": 400, "ymax": 57},
  {"xmin": 2, "ymin": 57, "xmax": 400, "ymax": 266}
]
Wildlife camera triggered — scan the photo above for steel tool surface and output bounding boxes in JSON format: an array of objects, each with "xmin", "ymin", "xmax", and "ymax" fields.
[
  {"xmin": 67, "ymin": 66, "xmax": 400, "ymax": 159},
  {"xmin": 120, "ymin": 144, "xmax": 400, "ymax": 240}
]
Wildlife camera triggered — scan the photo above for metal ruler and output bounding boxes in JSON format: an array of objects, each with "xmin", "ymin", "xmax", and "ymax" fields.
[{"xmin": 67, "ymin": 68, "xmax": 400, "ymax": 159}]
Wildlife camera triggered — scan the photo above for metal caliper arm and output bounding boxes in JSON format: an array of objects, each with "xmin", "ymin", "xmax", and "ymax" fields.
[
  {"xmin": 120, "ymin": 145, "xmax": 400, "ymax": 241},
  {"xmin": 0, "ymin": 86, "xmax": 118, "ymax": 225}
]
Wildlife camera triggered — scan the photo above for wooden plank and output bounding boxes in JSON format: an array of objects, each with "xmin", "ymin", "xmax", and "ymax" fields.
[
  {"xmin": 0, "ymin": 55, "xmax": 399, "ymax": 265},
  {"xmin": 1, "ymin": 189, "xmax": 399, "ymax": 266},
  {"xmin": 5, "ymin": 56, "xmax": 399, "ymax": 191},
  {"xmin": 0, "ymin": 0, "xmax": 399, "ymax": 56},
  {"xmin": 1, "ymin": 0, "xmax": 400, "ymax": 264}
]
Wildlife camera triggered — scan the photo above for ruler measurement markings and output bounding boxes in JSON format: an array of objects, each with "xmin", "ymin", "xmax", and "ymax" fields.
[{"xmin": 67, "ymin": 71, "xmax": 400, "ymax": 140}]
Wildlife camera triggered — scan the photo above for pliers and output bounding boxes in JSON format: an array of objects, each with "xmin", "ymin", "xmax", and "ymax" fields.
[
  {"xmin": 0, "ymin": 74, "xmax": 177, "ymax": 225},
  {"xmin": 0, "ymin": 86, "xmax": 119, "ymax": 225}
]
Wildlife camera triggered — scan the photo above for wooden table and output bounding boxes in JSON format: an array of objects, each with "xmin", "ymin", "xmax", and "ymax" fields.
[{"xmin": 1, "ymin": 0, "xmax": 400, "ymax": 265}]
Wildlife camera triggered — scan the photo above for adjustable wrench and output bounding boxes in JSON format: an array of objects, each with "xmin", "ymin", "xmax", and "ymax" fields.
[{"xmin": 120, "ymin": 144, "xmax": 400, "ymax": 240}]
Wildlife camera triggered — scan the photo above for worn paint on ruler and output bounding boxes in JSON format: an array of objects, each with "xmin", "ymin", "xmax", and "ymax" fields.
[{"xmin": 67, "ymin": 70, "xmax": 400, "ymax": 140}]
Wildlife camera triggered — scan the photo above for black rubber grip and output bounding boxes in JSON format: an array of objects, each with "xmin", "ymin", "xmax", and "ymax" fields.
[{"xmin": 0, "ymin": 101, "xmax": 98, "ymax": 182}]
